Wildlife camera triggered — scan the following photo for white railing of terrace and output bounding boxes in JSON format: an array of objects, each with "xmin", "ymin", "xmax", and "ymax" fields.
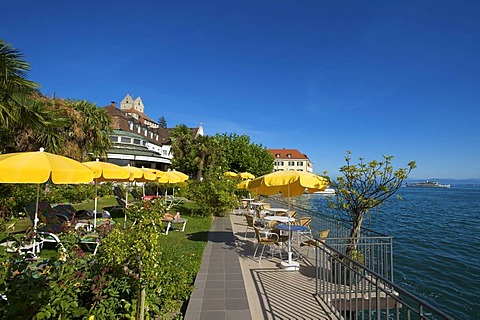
[{"xmin": 314, "ymin": 243, "xmax": 454, "ymax": 320}]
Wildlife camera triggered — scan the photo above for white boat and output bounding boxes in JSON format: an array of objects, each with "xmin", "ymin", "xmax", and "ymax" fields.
[
  {"xmin": 405, "ymin": 181, "xmax": 451, "ymax": 188},
  {"xmin": 311, "ymin": 188, "xmax": 336, "ymax": 195}
]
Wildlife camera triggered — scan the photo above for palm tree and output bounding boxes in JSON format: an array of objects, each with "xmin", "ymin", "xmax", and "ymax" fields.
[
  {"xmin": 0, "ymin": 40, "xmax": 69, "ymax": 153},
  {"xmin": 65, "ymin": 99, "xmax": 112, "ymax": 161},
  {"xmin": 171, "ymin": 124, "xmax": 194, "ymax": 173},
  {"xmin": 0, "ymin": 39, "xmax": 39, "ymax": 125}
]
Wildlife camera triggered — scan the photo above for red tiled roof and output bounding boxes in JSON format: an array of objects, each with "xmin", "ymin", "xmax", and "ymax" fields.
[
  {"xmin": 122, "ymin": 107, "xmax": 155, "ymax": 123},
  {"xmin": 101, "ymin": 103, "xmax": 199, "ymax": 145},
  {"xmin": 267, "ymin": 149, "xmax": 309, "ymax": 160}
]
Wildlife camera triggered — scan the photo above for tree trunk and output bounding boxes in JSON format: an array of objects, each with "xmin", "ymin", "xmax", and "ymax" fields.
[{"xmin": 346, "ymin": 213, "xmax": 364, "ymax": 255}]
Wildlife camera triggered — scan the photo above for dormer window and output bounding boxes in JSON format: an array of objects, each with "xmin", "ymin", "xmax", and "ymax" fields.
[
  {"xmin": 275, "ymin": 154, "xmax": 280, "ymax": 157},
  {"xmin": 287, "ymin": 154, "xmax": 292, "ymax": 157}
]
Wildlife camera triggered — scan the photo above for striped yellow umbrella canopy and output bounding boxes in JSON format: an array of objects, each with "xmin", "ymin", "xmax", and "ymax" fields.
[
  {"xmin": 224, "ymin": 171, "xmax": 238, "ymax": 178},
  {"xmin": 157, "ymin": 170, "xmax": 189, "ymax": 184},
  {"xmin": 238, "ymin": 172, "xmax": 255, "ymax": 180},
  {"xmin": 247, "ymin": 171, "xmax": 328, "ymax": 197}
]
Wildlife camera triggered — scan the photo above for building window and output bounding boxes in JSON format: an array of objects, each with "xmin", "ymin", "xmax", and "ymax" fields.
[
  {"xmin": 287, "ymin": 154, "xmax": 292, "ymax": 157},
  {"xmin": 110, "ymin": 136, "xmax": 118, "ymax": 142},
  {"xmin": 275, "ymin": 154, "xmax": 280, "ymax": 157},
  {"xmin": 297, "ymin": 169, "xmax": 303, "ymax": 171},
  {"xmin": 279, "ymin": 161, "xmax": 284, "ymax": 166},
  {"xmin": 133, "ymin": 139, "xmax": 141, "ymax": 145},
  {"xmin": 120, "ymin": 137, "xmax": 130, "ymax": 143},
  {"xmin": 288, "ymin": 161, "xmax": 295, "ymax": 166},
  {"xmin": 297, "ymin": 161, "xmax": 303, "ymax": 166}
]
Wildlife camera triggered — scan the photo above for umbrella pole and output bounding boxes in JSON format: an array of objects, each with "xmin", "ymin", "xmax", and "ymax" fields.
[
  {"xmin": 280, "ymin": 187, "xmax": 299, "ymax": 271},
  {"xmin": 124, "ymin": 184, "xmax": 129, "ymax": 229},
  {"xmin": 33, "ymin": 184, "xmax": 40, "ymax": 255},
  {"xmin": 94, "ymin": 180, "xmax": 98, "ymax": 229}
]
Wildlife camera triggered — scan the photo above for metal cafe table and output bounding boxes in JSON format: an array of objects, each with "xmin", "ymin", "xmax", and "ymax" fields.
[
  {"xmin": 268, "ymin": 207, "xmax": 289, "ymax": 215},
  {"xmin": 275, "ymin": 223, "xmax": 308, "ymax": 269},
  {"xmin": 263, "ymin": 216, "xmax": 295, "ymax": 223}
]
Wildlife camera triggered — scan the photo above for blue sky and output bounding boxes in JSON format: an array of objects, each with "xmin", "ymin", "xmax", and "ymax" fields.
[{"xmin": 2, "ymin": 1, "xmax": 479, "ymax": 179}]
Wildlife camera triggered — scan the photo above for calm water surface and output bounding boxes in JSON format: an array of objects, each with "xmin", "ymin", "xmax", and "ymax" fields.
[{"xmin": 303, "ymin": 186, "xmax": 480, "ymax": 319}]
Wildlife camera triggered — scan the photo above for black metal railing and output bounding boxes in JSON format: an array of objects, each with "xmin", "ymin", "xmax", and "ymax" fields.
[
  {"xmin": 314, "ymin": 240, "xmax": 453, "ymax": 319},
  {"xmin": 265, "ymin": 195, "xmax": 453, "ymax": 319}
]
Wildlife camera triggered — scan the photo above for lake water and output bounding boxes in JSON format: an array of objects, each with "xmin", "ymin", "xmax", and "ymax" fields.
[{"xmin": 302, "ymin": 186, "xmax": 480, "ymax": 319}]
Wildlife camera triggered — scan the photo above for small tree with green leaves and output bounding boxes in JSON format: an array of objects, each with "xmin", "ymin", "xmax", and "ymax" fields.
[{"xmin": 329, "ymin": 152, "xmax": 416, "ymax": 254}]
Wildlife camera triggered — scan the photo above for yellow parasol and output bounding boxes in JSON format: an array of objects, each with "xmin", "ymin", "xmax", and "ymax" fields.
[
  {"xmin": 0, "ymin": 148, "xmax": 95, "ymax": 253},
  {"xmin": 247, "ymin": 171, "xmax": 328, "ymax": 197},
  {"xmin": 247, "ymin": 170, "xmax": 328, "ymax": 270},
  {"xmin": 237, "ymin": 179, "xmax": 251, "ymax": 190},
  {"xmin": 238, "ymin": 172, "xmax": 255, "ymax": 180},
  {"xmin": 157, "ymin": 170, "xmax": 189, "ymax": 200},
  {"xmin": 157, "ymin": 170, "xmax": 188, "ymax": 184},
  {"xmin": 114, "ymin": 165, "xmax": 158, "ymax": 227},
  {"xmin": 224, "ymin": 171, "xmax": 238, "ymax": 178},
  {"xmin": 140, "ymin": 168, "xmax": 165, "ymax": 197},
  {"xmin": 83, "ymin": 160, "xmax": 132, "ymax": 227},
  {"xmin": 121, "ymin": 165, "xmax": 157, "ymax": 182},
  {"xmin": 0, "ymin": 149, "xmax": 95, "ymax": 184}
]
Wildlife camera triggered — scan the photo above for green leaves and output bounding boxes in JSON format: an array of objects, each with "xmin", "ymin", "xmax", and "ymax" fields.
[{"xmin": 330, "ymin": 152, "xmax": 416, "ymax": 241}]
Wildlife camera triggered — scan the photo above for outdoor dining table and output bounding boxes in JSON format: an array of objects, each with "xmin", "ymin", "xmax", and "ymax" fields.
[
  {"xmin": 275, "ymin": 224, "xmax": 308, "ymax": 261},
  {"xmin": 268, "ymin": 207, "xmax": 289, "ymax": 215},
  {"xmin": 250, "ymin": 201, "xmax": 267, "ymax": 207},
  {"xmin": 241, "ymin": 198, "xmax": 255, "ymax": 207},
  {"xmin": 263, "ymin": 216, "xmax": 295, "ymax": 223},
  {"xmin": 275, "ymin": 223, "xmax": 308, "ymax": 233}
]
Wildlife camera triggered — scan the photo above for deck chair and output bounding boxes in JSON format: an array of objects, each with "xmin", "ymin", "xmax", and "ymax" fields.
[
  {"xmin": 244, "ymin": 214, "xmax": 265, "ymax": 238},
  {"xmin": 267, "ymin": 220, "xmax": 289, "ymax": 249},
  {"xmin": 113, "ymin": 186, "xmax": 126, "ymax": 200},
  {"xmin": 300, "ymin": 229, "xmax": 330, "ymax": 259},
  {"xmin": 287, "ymin": 211, "xmax": 298, "ymax": 219},
  {"xmin": 112, "ymin": 196, "xmax": 127, "ymax": 212},
  {"xmin": 111, "ymin": 186, "xmax": 127, "ymax": 212},
  {"xmin": 23, "ymin": 203, "xmax": 67, "ymax": 253},
  {"xmin": 130, "ymin": 188, "xmax": 143, "ymax": 201},
  {"xmin": 142, "ymin": 185, "xmax": 159, "ymax": 200},
  {"xmin": 24, "ymin": 203, "xmax": 100, "ymax": 255},
  {"xmin": 253, "ymin": 226, "xmax": 282, "ymax": 263},
  {"xmin": 294, "ymin": 217, "xmax": 312, "ymax": 244},
  {"xmin": 0, "ymin": 232, "xmax": 43, "ymax": 257},
  {"xmin": 52, "ymin": 204, "xmax": 110, "ymax": 230}
]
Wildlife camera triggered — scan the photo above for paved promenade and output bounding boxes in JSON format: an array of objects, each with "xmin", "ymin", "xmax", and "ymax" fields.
[{"xmin": 185, "ymin": 210, "xmax": 335, "ymax": 320}]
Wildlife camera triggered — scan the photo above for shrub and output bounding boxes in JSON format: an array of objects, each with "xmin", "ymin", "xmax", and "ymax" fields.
[{"xmin": 186, "ymin": 172, "xmax": 238, "ymax": 217}]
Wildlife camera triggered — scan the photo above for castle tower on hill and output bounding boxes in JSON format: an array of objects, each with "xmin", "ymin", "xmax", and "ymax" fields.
[{"xmin": 120, "ymin": 94, "xmax": 144, "ymax": 113}]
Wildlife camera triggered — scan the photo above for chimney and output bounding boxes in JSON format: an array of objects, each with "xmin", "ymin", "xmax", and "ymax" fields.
[{"xmin": 110, "ymin": 101, "xmax": 117, "ymax": 108}]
